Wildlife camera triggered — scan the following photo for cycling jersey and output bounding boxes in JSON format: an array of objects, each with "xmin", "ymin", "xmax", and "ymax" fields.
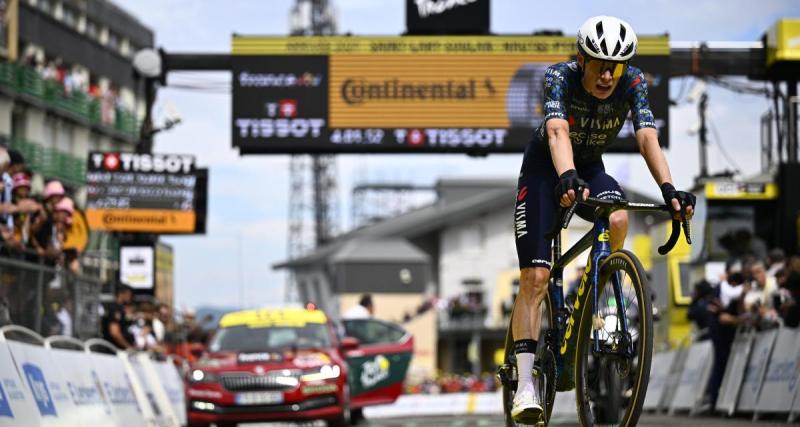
[
  {"xmin": 515, "ymin": 60, "xmax": 655, "ymax": 269},
  {"xmin": 520, "ymin": 60, "xmax": 656, "ymax": 172}
]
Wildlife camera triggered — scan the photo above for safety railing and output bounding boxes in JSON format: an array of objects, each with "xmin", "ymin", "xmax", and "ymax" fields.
[
  {"xmin": 8, "ymin": 137, "xmax": 87, "ymax": 185},
  {"xmin": 0, "ymin": 60, "xmax": 140, "ymax": 138}
]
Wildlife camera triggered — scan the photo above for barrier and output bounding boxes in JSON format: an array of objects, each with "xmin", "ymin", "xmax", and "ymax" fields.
[
  {"xmin": 130, "ymin": 353, "xmax": 181, "ymax": 427},
  {"xmin": 643, "ymin": 350, "xmax": 677, "ymax": 411},
  {"xmin": 668, "ymin": 340, "xmax": 713, "ymax": 414},
  {"xmin": 714, "ymin": 328, "xmax": 755, "ymax": 416},
  {"xmin": 117, "ymin": 351, "xmax": 167, "ymax": 427},
  {"xmin": 86, "ymin": 349, "xmax": 149, "ymax": 427},
  {"xmin": 151, "ymin": 358, "xmax": 187, "ymax": 426},
  {"xmin": 45, "ymin": 337, "xmax": 117, "ymax": 426},
  {"xmin": 736, "ymin": 328, "xmax": 778, "ymax": 412},
  {"xmin": 0, "ymin": 337, "xmax": 42, "ymax": 426},
  {"xmin": 753, "ymin": 327, "xmax": 800, "ymax": 419},
  {"xmin": 791, "ymin": 380, "xmax": 800, "ymax": 423}
]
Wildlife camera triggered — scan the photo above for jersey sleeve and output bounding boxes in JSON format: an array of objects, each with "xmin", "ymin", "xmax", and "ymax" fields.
[
  {"xmin": 542, "ymin": 66, "xmax": 568, "ymax": 122},
  {"xmin": 627, "ymin": 69, "xmax": 657, "ymax": 131}
]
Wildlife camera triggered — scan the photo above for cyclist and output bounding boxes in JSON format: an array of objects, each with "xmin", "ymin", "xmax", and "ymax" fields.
[{"xmin": 511, "ymin": 16, "xmax": 696, "ymax": 421}]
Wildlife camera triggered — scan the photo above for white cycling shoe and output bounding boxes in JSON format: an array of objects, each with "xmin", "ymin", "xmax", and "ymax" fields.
[{"xmin": 512, "ymin": 382, "xmax": 543, "ymax": 424}]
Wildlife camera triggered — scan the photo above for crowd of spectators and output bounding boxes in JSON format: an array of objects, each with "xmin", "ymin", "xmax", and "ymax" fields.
[
  {"xmin": 688, "ymin": 239, "xmax": 800, "ymax": 413},
  {"xmin": 405, "ymin": 372, "xmax": 497, "ymax": 395},
  {"xmin": 20, "ymin": 49, "xmax": 126, "ymax": 127}
]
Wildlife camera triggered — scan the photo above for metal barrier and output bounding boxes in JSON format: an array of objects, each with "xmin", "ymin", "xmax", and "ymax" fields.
[
  {"xmin": 643, "ymin": 350, "xmax": 678, "ymax": 411},
  {"xmin": 736, "ymin": 328, "xmax": 778, "ymax": 413},
  {"xmin": 0, "ymin": 255, "xmax": 103, "ymax": 340},
  {"xmin": 753, "ymin": 327, "xmax": 800, "ymax": 420},
  {"xmin": 0, "ymin": 324, "xmax": 185, "ymax": 426},
  {"xmin": 714, "ymin": 328, "xmax": 755, "ymax": 416},
  {"xmin": 668, "ymin": 339, "xmax": 714, "ymax": 415}
]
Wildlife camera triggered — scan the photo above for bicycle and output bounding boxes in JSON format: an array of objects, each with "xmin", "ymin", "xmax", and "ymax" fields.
[{"xmin": 497, "ymin": 194, "xmax": 692, "ymax": 426}]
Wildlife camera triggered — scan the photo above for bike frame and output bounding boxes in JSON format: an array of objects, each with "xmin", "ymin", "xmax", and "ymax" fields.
[{"xmin": 547, "ymin": 212, "xmax": 630, "ymax": 372}]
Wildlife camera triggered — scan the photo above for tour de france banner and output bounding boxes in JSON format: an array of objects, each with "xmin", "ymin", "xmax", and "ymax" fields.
[{"xmin": 232, "ymin": 35, "xmax": 669, "ymax": 154}]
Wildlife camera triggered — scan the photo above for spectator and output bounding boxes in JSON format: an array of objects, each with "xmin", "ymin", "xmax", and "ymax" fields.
[
  {"xmin": 0, "ymin": 147, "xmax": 14, "ymax": 247},
  {"xmin": 102, "ymin": 285, "xmax": 135, "ymax": 349},
  {"xmin": 687, "ymin": 280, "xmax": 716, "ymax": 340},
  {"xmin": 152, "ymin": 303, "xmax": 170, "ymax": 344},
  {"xmin": 56, "ymin": 298, "xmax": 73, "ymax": 337},
  {"xmin": 777, "ymin": 269, "xmax": 800, "ymax": 327},
  {"xmin": 344, "ymin": 294, "xmax": 374, "ymax": 319},
  {"xmin": 11, "ymin": 172, "xmax": 42, "ymax": 251},
  {"xmin": 767, "ymin": 248, "xmax": 786, "ymax": 278},
  {"xmin": 719, "ymin": 260, "xmax": 744, "ymax": 308},
  {"xmin": 130, "ymin": 303, "xmax": 161, "ymax": 352},
  {"xmin": 6, "ymin": 149, "xmax": 25, "ymax": 176},
  {"xmin": 31, "ymin": 180, "xmax": 65, "ymax": 263}
]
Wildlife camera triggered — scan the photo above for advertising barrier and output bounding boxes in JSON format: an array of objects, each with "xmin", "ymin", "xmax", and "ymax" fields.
[
  {"xmin": 130, "ymin": 353, "xmax": 181, "ymax": 427},
  {"xmin": 737, "ymin": 328, "xmax": 778, "ymax": 412},
  {"xmin": 668, "ymin": 340, "xmax": 713, "ymax": 414},
  {"xmin": 151, "ymin": 358, "xmax": 187, "ymax": 427},
  {"xmin": 0, "ymin": 341, "xmax": 41, "ymax": 426},
  {"xmin": 88, "ymin": 351, "xmax": 148, "ymax": 427},
  {"xmin": 6, "ymin": 340, "xmax": 83, "ymax": 426},
  {"xmin": 715, "ymin": 329, "xmax": 755, "ymax": 415},
  {"xmin": 753, "ymin": 327, "xmax": 800, "ymax": 418},
  {"xmin": 47, "ymin": 347, "xmax": 117, "ymax": 426},
  {"xmin": 643, "ymin": 350, "xmax": 678, "ymax": 411}
]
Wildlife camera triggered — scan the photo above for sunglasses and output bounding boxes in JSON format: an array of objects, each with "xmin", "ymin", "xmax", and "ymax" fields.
[{"xmin": 584, "ymin": 59, "xmax": 628, "ymax": 80}]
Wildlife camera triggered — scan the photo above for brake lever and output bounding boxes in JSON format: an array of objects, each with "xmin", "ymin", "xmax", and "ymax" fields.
[
  {"xmin": 681, "ymin": 205, "xmax": 692, "ymax": 245},
  {"xmin": 562, "ymin": 185, "xmax": 584, "ymax": 229}
]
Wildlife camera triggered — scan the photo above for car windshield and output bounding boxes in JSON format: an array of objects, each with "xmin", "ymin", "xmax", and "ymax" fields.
[{"xmin": 209, "ymin": 323, "xmax": 332, "ymax": 353}]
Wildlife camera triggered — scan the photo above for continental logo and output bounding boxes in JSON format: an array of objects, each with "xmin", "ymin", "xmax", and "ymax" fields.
[
  {"xmin": 86, "ymin": 209, "xmax": 195, "ymax": 233},
  {"xmin": 340, "ymin": 78, "xmax": 496, "ymax": 105}
]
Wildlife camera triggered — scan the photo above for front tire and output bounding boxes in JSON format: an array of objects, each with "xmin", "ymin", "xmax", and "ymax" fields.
[{"xmin": 575, "ymin": 250, "xmax": 653, "ymax": 427}]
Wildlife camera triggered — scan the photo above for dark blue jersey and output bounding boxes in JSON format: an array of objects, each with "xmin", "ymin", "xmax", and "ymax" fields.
[{"xmin": 521, "ymin": 60, "xmax": 656, "ymax": 174}]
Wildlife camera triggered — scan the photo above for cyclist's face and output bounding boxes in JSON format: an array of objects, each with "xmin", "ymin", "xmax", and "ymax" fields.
[{"xmin": 579, "ymin": 54, "xmax": 627, "ymax": 99}]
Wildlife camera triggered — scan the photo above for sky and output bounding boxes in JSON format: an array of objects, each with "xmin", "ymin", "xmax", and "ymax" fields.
[{"xmin": 116, "ymin": 0, "xmax": 800, "ymax": 310}]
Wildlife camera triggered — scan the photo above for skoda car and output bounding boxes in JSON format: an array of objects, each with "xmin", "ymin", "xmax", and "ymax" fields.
[{"xmin": 186, "ymin": 307, "xmax": 413, "ymax": 427}]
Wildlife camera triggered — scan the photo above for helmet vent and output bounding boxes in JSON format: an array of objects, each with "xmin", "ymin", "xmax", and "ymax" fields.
[
  {"xmin": 600, "ymin": 39, "xmax": 609, "ymax": 56},
  {"xmin": 595, "ymin": 21, "xmax": 604, "ymax": 39},
  {"xmin": 620, "ymin": 43, "xmax": 634, "ymax": 57},
  {"xmin": 612, "ymin": 41, "xmax": 621, "ymax": 56},
  {"xmin": 585, "ymin": 36, "xmax": 600, "ymax": 54},
  {"xmin": 619, "ymin": 24, "xmax": 627, "ymax": 41}
]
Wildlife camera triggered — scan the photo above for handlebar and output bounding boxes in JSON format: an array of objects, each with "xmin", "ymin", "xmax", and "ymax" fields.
[{"xmin": 544, "ymin": 192, "xmax": 692, "ymax": 255}]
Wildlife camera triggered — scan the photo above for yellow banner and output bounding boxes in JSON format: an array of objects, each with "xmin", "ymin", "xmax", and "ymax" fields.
[
  {"xmin": 220, "ymin": 308, "xmax": 328, "ymax": 328},
  {"xmin": 86, "ymin": 209, "xmax": 196, "ymax": 233},
  {"xmin": 330, "ymin": 54, "xmax": 566, "ymax": 128},
  {"xmin": 232, "ymin": 35, "xmax": 670, "ymax": 56}
]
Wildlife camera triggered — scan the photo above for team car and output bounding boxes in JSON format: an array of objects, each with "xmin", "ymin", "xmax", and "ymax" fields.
[{"xmin": 186, "ymin": 306, "xmax": 413, "ymax": 426}]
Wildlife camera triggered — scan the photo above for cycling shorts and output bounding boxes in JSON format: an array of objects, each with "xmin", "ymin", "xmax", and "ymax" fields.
[{"xmin": 514, "ymin": 159, "xmax": 625, "ymax": 270}]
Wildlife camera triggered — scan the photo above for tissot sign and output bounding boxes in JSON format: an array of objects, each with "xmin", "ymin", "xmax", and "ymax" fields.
[
  {"xmin": 406, "ymin": 0, "xmax": 490, "ymax": 35},
  {"xmin": 85, "ymin": 152, "xmax": 207, "ymax": 233},
  {"xmin": 232, "ymin": 36, "xmax": 669, "ymax": 154}
]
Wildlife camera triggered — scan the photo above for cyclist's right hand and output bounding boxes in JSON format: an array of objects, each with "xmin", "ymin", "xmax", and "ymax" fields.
[{"xmin": 555, "ymin": 169, "xmax": 590, "ymax": 207}]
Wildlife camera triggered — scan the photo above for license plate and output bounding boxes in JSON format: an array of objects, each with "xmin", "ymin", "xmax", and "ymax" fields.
[{"xmin": 235, "ymin": 391, "xmax": 284, "ymax": 405}]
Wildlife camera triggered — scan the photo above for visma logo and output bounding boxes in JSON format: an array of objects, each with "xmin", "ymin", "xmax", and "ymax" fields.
[
  {"xmin": 23, "ymin": 364, "xmax": 56, "ymax": 417},
  {"xmin": 0, "ymin": 382, "xmax": 13, "ymax": 418}
]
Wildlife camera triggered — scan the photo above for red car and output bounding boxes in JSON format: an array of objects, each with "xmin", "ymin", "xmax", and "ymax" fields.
[{"xmin": 186, "ymin": 307, "xmax": 413, "ymax": 427}]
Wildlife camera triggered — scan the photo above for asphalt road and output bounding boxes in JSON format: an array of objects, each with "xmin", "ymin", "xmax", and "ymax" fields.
[{"xmin": 248, "ymin": 413, "xmax": 794, "ymax": 426}]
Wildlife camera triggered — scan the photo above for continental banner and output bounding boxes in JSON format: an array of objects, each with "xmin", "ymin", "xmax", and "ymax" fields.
[{"xmin": 232, "ymin": 35, "xmax": 670, "ymax": 154}]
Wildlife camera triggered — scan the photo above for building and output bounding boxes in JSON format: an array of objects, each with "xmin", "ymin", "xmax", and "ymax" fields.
[
  {"xmin": 275, "ymin": 177, "xmax": 661, "ymax": 378},
  {"xmin": 0, "ymin": 0, "xmax": 154, "ymax": 280}
]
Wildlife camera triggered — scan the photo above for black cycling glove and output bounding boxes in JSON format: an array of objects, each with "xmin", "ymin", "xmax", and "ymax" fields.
[
  {"xmin": 660, "ymin": 182, "xmax": 696, "ymax": 214},
  {"xmin": 554, "ymin": 169, "xmax": 588, "ymax": 203}
]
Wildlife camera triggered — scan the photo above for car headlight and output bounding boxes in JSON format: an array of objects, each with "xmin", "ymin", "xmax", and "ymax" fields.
[
  {"xmin": 301, "ymin": 364, "xmax": 341, "ymax": 382},
  {"xmin": 190, "ymin": 369, "xmax": 219, "ymax": 383}
]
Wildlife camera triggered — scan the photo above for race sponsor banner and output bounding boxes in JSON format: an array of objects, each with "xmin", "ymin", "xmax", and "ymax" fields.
[
  {"xmin": 119, "ymin": 245, "xmax": 155, "ymax": 289},
  {"xmin": 88, "ymin": 352, "xmax": 147, "ymax": 427},
  {"xmin": 129, "ymin": 353, "xmax": 180, "ymax": 427},
  {"xmin": 116, "ymin": 352, "xmax": 161, "ymax": 426},
  {"xmin": 754, "ymin": 328, "xmax": 800, "ymax": 414},
  {"xmin": 232, "ymin": 35, "xmax": 669, "ymax": 154},
  {"xmin": 47, "ymin": 348, "xmax": 116, "ymax": 425},
  {"xmin": 737, "ymin": 328, "xmax": 778, "ymax": 412},
  {"xmin": 668, "ymin": 340, "xmax": 713, "ymax": 413},
  {"xmin": 85, "ymin": 152, "xmax": 202, "ymax": 233},
  {"xmin": 151, "ymin": 360, "xmax": 186, "ymax": 427},
  {"xmin": 643, "ymin": 350, "xmax": 677, "ymax": 410},
  {"xmin": 715, "ymin": 329, "xmax": 755, "ymax": 415},
  {"xmin": 6, "ymin": 341, "xmax": 83, "ymax": 426},
  {"xmin": 0, "ymin": 341, "xmax": 41, "ymax": 427}
]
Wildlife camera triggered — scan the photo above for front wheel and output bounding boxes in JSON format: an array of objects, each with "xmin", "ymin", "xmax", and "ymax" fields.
[{"xmin": 575, "ymin": 250, "xmax": 653, "ymax": 427}]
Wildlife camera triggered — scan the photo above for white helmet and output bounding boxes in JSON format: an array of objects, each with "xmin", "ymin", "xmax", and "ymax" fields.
[{"xmin": 576, "ymin": 16, "xmax": 637, "ymax": 62}]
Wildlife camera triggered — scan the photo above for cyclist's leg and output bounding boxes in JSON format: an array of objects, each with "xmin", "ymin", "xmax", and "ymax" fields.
[
  {"xmin": 512, "ymin": 171, "xmax": 557, "ymax": 418},
  {"xmin": 576, "ymin": 162, "xmax": 628, "ymax": 250}
]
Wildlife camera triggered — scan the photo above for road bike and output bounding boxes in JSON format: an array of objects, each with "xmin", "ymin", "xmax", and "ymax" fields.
[{"xmin": 497, "ymin": 195, "xmax": 691, "ymax": 426}]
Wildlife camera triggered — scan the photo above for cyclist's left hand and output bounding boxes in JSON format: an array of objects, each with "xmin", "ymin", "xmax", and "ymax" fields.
[{"xmin": 660, "ymin": 183, "xmax": 695, "ymax": 220}]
